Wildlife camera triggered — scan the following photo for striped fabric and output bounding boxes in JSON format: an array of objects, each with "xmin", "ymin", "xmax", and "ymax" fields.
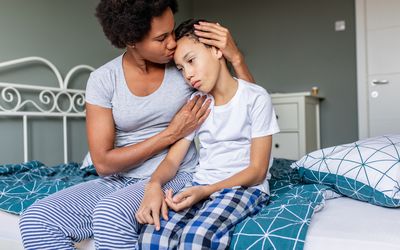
[
  {"xmin": 138, "ymin": 185, "xmax": 269, "ymax": 250},
  {"xmin": 19, "ymin": 172, "xmax": 192, "ymax": 250}
]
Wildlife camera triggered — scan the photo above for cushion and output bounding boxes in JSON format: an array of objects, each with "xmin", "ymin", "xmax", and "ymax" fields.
[
  {"xmin": 81, "ymin": 152, "xmax": 93, "ymax": 169},
  {"xmin": 231, "ymin": 158, "xmax": 338, "ymax": 250},
  {"xmin": 291, "ymin": 135, "xmax": 400, "ymax": 207}
]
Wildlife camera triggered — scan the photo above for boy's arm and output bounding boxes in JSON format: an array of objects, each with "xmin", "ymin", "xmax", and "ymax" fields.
[
  {"xmin": 166, "ymin": 136, "xmax": 272, "ymax": 212},
  {"xmin": 149, "ymin": 138, "xmax": 192, "ymax": 186},
  {"xmin": 194, "ymin": 21, "xmax": 255, "ymax": 83},
  {"xmin": 135, "ymin": 138, "xmax": 192, "ymax": 230}
]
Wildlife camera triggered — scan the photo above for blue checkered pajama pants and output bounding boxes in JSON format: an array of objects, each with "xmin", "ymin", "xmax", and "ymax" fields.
[
  {"xmin": 138, "ymin": 185, "xmax": 269, "ymax": 250},
  {"xmin": 19, "ymin": 171, "xmax": 192, "ymax": 250}
]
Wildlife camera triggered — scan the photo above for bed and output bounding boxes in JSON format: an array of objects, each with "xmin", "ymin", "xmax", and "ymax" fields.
[
  {"xmin": 2, "ymin": 196, "xmax": 399, "ymax": 250},
  {"xmin": 1, "ymin": 57, "xmax": 399, "ymax": 250}
]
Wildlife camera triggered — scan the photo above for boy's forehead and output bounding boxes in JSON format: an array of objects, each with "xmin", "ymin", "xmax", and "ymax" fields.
[
  {"xmin": 177, "ymin": 37, "xmax": 197, "ymax": 48},
  {"xmin": 177, "ymin": 37, "xmax": 202, "ymax": 53},
  {"xmin": 175, "ymin": 37, "xmax": 197, "ymax": 58}
]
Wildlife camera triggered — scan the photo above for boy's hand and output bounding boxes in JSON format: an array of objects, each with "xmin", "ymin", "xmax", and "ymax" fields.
[
  {"xmin": 194, "ymin": 21, "xmax": 243, "ymax": 67},
  {"xmin": 165, "ymin": 186, "xmax": 209, "ymax": 212},
  {"xmin": 135, "ymin": 182, "xmax": 168, "ymax": 231}
]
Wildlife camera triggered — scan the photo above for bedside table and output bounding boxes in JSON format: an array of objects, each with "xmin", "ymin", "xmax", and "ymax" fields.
[{"xmin": 271, "ymin": 92, "xmax": 322, "ymax": 160}]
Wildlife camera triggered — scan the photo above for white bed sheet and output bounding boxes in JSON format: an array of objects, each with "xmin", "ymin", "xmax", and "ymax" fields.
[
  {"xmin": 0, "ymin": 211, "xmax": 94, "ymax": 250},
  {"xmin": 1, "ymin": 197, "xmax": 399, "ymax": 250},
  {"xmin": 0, "ymin": 211, "xmax": 23, "ymax": 250},
  {"xmin": 305, "ymin": 197, "xmax": 400, "ymax": 250}
]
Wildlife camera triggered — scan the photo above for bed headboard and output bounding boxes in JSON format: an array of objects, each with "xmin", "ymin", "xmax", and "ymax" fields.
[{"xmin": 0, "ymin": 57, "xmax": 94, "ymax": 164}]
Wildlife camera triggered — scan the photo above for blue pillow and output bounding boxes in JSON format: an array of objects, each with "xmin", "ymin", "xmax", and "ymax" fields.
[{"xmin": 292, "ymin": 135, "xmax": 400, "ymax": 207}]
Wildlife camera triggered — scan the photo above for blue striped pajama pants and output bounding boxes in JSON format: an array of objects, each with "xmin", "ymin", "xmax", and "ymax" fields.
[
  {"xmin": 19, "ymin": 171, "xmax": 192, "ymax": 250},
  {"xmin": 138, "ymin": 185, "xmax": 269, "ymax": 250}
]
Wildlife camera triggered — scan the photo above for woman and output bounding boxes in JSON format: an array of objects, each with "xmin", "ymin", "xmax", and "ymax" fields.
[{"xmin": 19, "ymin": 0, "xmax": 254, "ymax": 249}]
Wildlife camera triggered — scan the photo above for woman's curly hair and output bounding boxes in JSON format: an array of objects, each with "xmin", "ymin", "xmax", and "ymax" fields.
[{"xmin": 96, "ymin": 0, "xmax": 178, "ymax": 49}]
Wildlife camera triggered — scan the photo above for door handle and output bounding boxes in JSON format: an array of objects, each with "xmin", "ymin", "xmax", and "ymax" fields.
[{"xmin": 371, "ymin": 79, "xmax": 389, "ymax": 85}]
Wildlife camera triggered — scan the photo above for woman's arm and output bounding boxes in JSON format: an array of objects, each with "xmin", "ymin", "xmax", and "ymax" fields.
[
  {"xmin": 194, "ymin": 21, "xmax": 255, "ymax": 83},
  {"xmin": 86, "ymin": 95, "xmax": 210, "ymax": 176},
  {"xmin": 166, "ymin": 136, "xmax": 272, "ymax": 211}
]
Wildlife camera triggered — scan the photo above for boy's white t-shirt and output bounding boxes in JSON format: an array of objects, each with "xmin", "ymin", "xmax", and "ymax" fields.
[{"xmin": 185, "ymin": 79, "xmax": 280, "ymax": 194}]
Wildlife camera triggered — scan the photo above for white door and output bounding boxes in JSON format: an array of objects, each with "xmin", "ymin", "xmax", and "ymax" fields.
[{"xmin": 365, "ymin": 0, "xmax": 400, "ymax": 136}]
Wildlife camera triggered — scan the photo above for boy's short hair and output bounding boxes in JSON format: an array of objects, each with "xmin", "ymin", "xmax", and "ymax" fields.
[{"xmin": 175, "ymin": 18, "xmax": 208, "ymax": 46}]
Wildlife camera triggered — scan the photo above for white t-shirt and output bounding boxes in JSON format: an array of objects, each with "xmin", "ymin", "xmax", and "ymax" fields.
[{"xmin": 185, "ymin": 79, "xmax": 280, "ymax": 194}]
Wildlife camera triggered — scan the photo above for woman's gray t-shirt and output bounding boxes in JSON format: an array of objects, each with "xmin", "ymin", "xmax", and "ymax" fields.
[{"xmin": 85, "ymin": 55, "xmax": 197, "ymax": 178}]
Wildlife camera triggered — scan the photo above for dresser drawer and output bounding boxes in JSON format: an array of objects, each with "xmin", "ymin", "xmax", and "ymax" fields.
[
  {"xmin": 272, "ymin": 132, "xmax": 299, "ymax": 160},
  {"xmin": 273, "ymin": 103, "xmax": 298, "ymax": 130}
]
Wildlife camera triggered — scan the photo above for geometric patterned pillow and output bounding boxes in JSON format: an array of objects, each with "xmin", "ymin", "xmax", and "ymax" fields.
[{"xmin": 291, "ymin": 135, "xmax": 400, "ymax": 207}]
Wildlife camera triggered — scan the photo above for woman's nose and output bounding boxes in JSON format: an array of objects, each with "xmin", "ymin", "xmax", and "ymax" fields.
[{"xmin": 166, "ymin": 35, "xmax": 176, "ymax": 50}]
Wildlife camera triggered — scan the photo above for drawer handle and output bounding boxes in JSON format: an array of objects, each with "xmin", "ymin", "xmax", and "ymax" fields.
[
  {"xmin": 274, "ymin": 143, "xmax": 280, "ymax": 148},
  {"xmin": 371, "ymin": 79, "xmax": 389, "ymax": 85}
]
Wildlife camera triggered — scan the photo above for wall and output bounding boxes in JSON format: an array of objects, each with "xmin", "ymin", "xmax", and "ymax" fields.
[
  {"xmin": 0, "ymin": 0, "xmax": 357, "ymax": 164},
  {"xmin": 192, "ymin": 0, "xmax": 358, "ymax": 147},
  {"xmin": 176, "ymin": 0, "xmax": 194, "ymax": 23}
]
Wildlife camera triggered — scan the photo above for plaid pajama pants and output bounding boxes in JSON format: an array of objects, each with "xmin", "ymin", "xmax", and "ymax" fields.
[{"xmin": 138, "ymin": 184, "xmax": 269, "ymax": 250}]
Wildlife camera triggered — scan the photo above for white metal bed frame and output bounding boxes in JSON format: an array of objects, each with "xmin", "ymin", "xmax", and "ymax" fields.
[{"xmin": 0, "ymin": 57, "xmax": 94, "ymax": 163}]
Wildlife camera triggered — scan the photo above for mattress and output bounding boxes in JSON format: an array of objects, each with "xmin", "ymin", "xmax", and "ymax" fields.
[
  {"xmin": 1, "ymin": 197, "xmax": 399, "ymax": 250},
  {"xmin": 305, "ymin": 197, "xmax": 400, "ymax": 250},
  {"xmin": 0, "ymin": 211, "xmax": 94, "ymax": 250},
  {"xmin": 0, "ymin": 211, "xmax": 23, "ymax": 250}
]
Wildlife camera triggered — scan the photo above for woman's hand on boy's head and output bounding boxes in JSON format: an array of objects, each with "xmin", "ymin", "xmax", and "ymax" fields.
[
  {"xmin": 165, "ymin": 186, "xmax": 209, "ymax": 212},
  {"xmin": 194, "ymin": 21, "xmax": 243, "ymax": 66},
  {"xmin": 135, "ymin": 182, "xmax": 168, "ymax": 231}
]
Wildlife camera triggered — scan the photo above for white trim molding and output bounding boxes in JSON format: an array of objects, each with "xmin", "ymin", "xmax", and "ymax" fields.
[{"xmin": 355, "ymin": 0, "xmax": 369, "ymax": 139}]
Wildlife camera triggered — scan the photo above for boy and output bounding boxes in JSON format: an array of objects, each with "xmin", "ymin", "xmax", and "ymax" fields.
[{"xmin": 136, "ymin": 19, "xmax": 280, "ymax": 249}]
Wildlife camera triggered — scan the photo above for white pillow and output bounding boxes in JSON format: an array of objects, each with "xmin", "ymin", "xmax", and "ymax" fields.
[
  {"xmin": 81, "ymin": 152, "xmax": 93, "ymax": 169},
  {"xmin": 292, "ymin": 135, "xmax": 400, "ymax": 207}
]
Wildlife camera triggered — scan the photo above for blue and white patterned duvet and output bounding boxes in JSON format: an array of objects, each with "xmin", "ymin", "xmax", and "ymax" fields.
[
  {"xmin": 0, "ymin": 159, "xmax": 338, "ymax": 249},
  {"xmin": 231, "ymin": 158, "xmax": 340, "ymax": 250},
  {"xmin": 0, "ymin": 161, "xmax": 98, "ymax": 214}
]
